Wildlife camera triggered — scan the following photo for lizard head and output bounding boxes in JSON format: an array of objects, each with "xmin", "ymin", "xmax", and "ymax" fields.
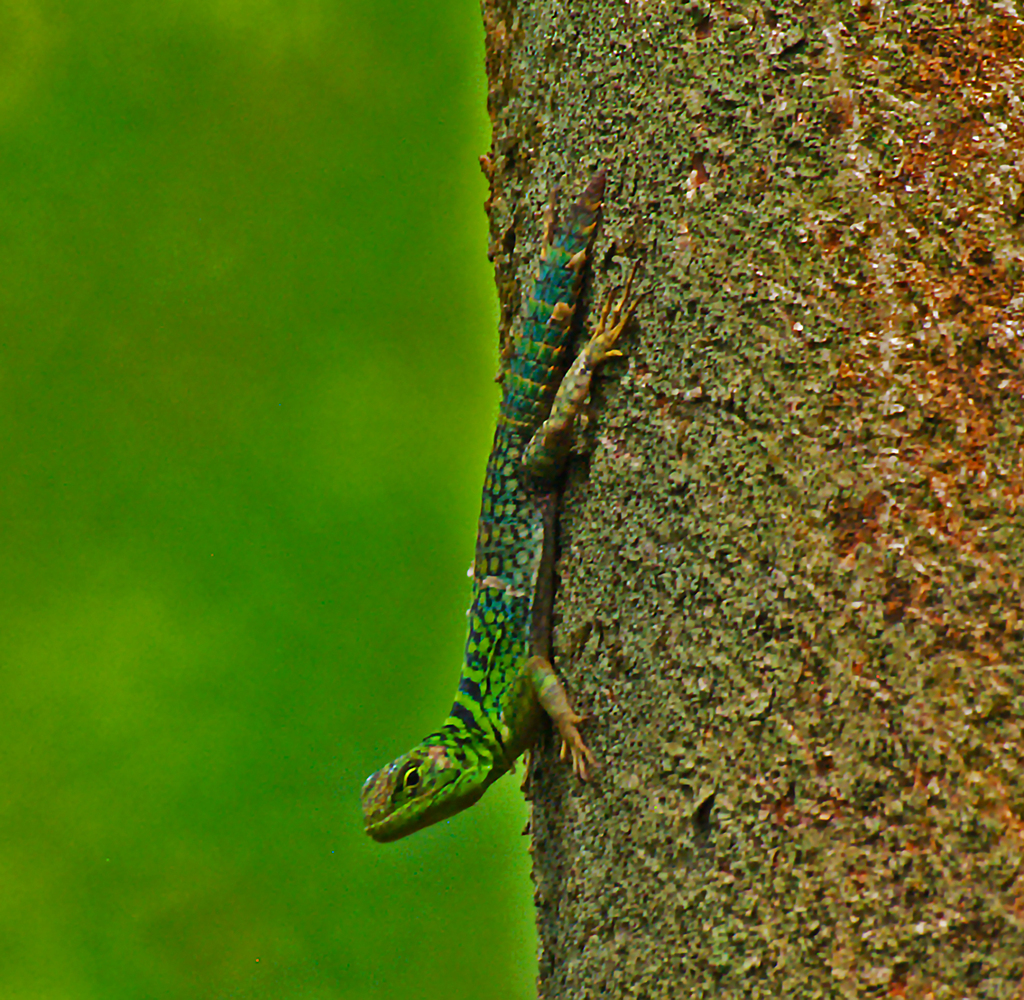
[{"xmin": 361, "ymin": 741, "xmax": 493, "ymax": 842}]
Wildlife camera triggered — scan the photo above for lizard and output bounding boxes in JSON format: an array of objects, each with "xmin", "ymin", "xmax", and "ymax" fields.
[{"xmin": 361, "ymin": 170, "xmax": 637, "ymax": 842}]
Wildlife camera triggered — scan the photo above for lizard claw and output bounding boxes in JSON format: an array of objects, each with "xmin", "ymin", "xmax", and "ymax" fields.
[
  {"xmin": 557, "ymin": 713, "xmax": 597, "ymax": 781},
  {"xmin": 585, "ymin": 260, "xmax": 641, "ymax": 366}
]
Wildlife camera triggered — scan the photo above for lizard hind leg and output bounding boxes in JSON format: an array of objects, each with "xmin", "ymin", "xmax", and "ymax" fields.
[
  {"xmin": 525, "ymin": 655, "xmax": 596, "ymax": 781},
  {"xmin": 522, "ymin": 262, "xmax": 640, "ymax": 483}
]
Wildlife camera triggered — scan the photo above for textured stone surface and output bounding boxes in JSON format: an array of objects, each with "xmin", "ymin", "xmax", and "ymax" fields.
[{"xmin": 480, "ymin": 1, "xmax": 1024, "ymax": 996}]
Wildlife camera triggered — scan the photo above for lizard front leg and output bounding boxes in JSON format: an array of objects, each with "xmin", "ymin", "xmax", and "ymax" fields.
[
  {"xmin": 525, "ymin": 654, "xmax": 596, "ymax": 781},
  {"xmin": 522, "ymin": 262, "xmax": 639, "ymax": 483}
]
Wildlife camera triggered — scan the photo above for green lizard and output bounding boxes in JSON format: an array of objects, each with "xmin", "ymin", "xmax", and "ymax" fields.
[{"xmin": 361, "ymin": 171, "xmax": 637, "ymax": 842}]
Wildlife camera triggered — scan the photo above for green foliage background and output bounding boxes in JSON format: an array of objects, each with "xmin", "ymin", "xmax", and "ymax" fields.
[{"xmin": 0, "ymin": 0, "xmax": 535, "ymax": 996}]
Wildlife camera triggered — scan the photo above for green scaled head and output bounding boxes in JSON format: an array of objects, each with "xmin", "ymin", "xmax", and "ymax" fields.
[{"xmin": 361, "ymin": 741, "xmax": 495, "ymax": 842}]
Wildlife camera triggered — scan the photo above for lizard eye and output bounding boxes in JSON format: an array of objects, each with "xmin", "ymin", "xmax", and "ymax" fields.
[{"xmin": 402, "ymin": 767, "xmax": 421, "ymax": 791}]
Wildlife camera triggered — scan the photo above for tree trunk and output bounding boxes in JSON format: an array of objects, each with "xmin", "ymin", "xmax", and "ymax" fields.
[{"xmin": 480, "ymin": 0, "xmax": 1024, "ymax": 996}]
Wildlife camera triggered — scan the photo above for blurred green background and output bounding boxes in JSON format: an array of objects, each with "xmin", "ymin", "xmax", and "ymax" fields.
[{"xmin": 0, "ymin": 1, "xmax": 536, "ymax": 997}]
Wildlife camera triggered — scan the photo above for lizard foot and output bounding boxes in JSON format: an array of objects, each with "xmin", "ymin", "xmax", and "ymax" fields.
[
  {"xmin": 526, "ymin": 655, "xmax": 598, "ymax": 782},
  {"xmin": 583, "ymin": 260, "xmax": 640, "ymax": 366},
  {"xmin": 557, "ymin": 713, "xmax": 597, "ymax": 782}
]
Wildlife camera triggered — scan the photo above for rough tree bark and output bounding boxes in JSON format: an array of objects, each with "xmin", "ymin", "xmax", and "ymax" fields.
[{"xmin": 480, "ymin": 0, "xmax": 1024, "ymax": 997}]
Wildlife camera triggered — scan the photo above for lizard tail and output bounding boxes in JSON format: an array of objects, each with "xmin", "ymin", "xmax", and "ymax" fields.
[{"xmin": 502, "ymin": 171, "xmax": 605, "ymax": 433}]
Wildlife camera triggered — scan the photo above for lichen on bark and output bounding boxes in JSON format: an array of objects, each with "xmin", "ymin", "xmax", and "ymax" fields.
[{"xmin": 480, "ymin": 1, "xmax": 1024, "ymax": 996}]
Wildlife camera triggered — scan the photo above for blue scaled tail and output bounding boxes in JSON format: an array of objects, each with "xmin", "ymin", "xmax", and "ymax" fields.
[{"xmin": 501, "ymin": 170, "xmax": 605, "ymax": 436}]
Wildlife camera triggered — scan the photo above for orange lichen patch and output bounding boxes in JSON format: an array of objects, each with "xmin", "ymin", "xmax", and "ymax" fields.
[
  {"xmin": 830, "ymin": 323, "xmax": 1023, "ymax": 640},
  {"xmin": 685, "ymin": 153, "xmax": 709, "ymax": 201},
  {"xmin": 768, "ymin": 796, "xmax": 793, "ymax": 826},
  {"xmin": 901, "ymin": 20, "xmax": 1024, "ymax": 103},
  {"xmin": 825, "ymin": 92, "xmax": 855, "ymax": 136}
]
